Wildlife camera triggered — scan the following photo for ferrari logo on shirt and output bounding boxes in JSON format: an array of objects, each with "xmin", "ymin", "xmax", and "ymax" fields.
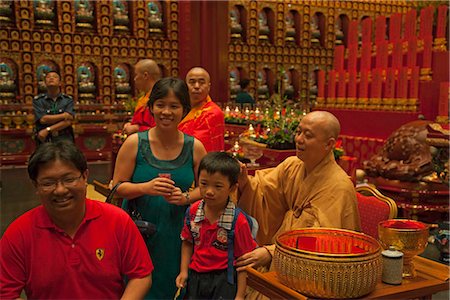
[{"xmin": 96, "ymin": 248, "xmax": 105, "ymax": 261}]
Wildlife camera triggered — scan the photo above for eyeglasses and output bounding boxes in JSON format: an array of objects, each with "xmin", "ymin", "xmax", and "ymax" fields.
[{"xmin": 36, "ymin": 174, "xmax": 83, "ymax": 191}]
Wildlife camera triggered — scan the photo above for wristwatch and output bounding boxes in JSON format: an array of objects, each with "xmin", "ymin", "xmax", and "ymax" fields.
[
  {"xmin": 46, "ymin": 127, "xmax": 51, "ymax": 133},
  {"xmin": 182, "ymin": 191, "xmax": 191, "ymax": 204}
]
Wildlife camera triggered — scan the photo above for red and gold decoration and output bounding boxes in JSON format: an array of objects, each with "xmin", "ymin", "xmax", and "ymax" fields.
[
  {"xmin": 378, "ymin": 219, "xmax": 429, "ymax": 279},
  {"xmin": 1, "ymin": 0, "xmax": 179, "ymax": 165},
  {"xmin": 274, "ymin": 228, "xmax": 381, "ymax": 298}
]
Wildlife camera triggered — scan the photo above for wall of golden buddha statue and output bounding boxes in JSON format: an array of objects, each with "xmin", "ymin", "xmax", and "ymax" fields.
[{"xmin": 0, "ymin": 0, "xmax": 178, "ymax": 124}]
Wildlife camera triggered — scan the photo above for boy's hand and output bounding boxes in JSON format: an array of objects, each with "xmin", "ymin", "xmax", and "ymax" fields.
[{"xmin": 175, "ymin": 271, "xmax": 188, "ymax": 288}]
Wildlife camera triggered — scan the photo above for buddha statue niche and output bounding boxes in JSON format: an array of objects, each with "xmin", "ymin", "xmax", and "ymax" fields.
[
  {"xmin": 363, "ymin": 121, "xmax": 434, "ymax": 182},
  {"xmin": 258, "ymin": 10, "xmax": 270, "ymax": 42},
  {"xmin": 283, "ymin": 71, "xmax": 294, "ymax": 96},
  {"xmin": 0, "ymin": 0, "xmax": 13, "ymax": 24},
  {"xmin": 148, "ymin": 1, "xmax": 163, "ymax": 34},
  {"xmin": 75, "ymin": 0, "xmax": 94, "ymax": 29},
  {"xmin": 229, "ymin": 69, "xmax": 240, "ymax": 99},
  {"xmin": 285, "ymin": 12, "xmax": 296, "ymax": 43},
  {"xmin": 113, "ymin": 0, "xmax": 129, "ymax": 31},
  {"xmin": 77, "ymin": 64, "xmax": 96, "ymax": 104},
  {"xmin": 256, "ymin": 70, "xmax": 268, "ymax": 100},
  {"xmin": 0, "ymin": 62, "xmax": 16, "ymax": 103},
  {"xmin": 308, "ymin": 70, "xmax": 318, "ymax": 99},
  {"xmin": 311, "ymin": 14, "xmax": 321, "ymax": 46},
  {"xmin": 230, "ymin": 7, "xmax": 242, "ymax": 41},
  {"xmin": 34, "ymin": 0, "xmax": 55, "ymax": 26},
  {"xmin": 114, "ymin": 65, "xmax": 131, "ymax": 100},
  {"xmin": 335, "ymin": 18, "xmax": 344, "ymax": 45}
]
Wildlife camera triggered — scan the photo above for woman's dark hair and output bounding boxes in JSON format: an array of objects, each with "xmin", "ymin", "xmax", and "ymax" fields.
[
  {"xmin": 147, "ymin": 77, "xmax": 191, "ymax": 118},
  {"xmin": 198, "ymin": 152, "xmax": 240, "ymax": 185},
  {"xmin": 28, "ymin": 140, "xmax": 88, "ymax": 181}
]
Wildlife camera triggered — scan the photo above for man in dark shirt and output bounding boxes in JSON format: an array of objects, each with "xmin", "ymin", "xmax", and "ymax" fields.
[
  {"xmin": 33, "ymin": 71, "xmax": 75, "ymax": 145},
  {"xmin": 236, "ymin": 79, "xmax": 255, "ymax": 105}
]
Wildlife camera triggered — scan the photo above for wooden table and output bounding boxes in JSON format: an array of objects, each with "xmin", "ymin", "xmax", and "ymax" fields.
[{"xmin": 247, "ymin": 256, "xmax": 449, "ymax": 299}]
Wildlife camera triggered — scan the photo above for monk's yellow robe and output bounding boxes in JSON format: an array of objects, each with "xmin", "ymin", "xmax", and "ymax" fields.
[
  {"xmin": 239, "ymin": 152, "xmax": 361, "ymax": 246},
  {"xmin": 239, "ymin": 152, "xmax": 361, "ymax": 299}
]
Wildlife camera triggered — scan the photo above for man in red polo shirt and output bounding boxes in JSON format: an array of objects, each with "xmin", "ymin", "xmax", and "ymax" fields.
[{"xmin": 0, "ymin": 141, "xmax": 153, "ymax": 299}]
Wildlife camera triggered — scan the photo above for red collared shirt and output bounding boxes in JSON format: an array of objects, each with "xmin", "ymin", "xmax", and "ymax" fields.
[
  {"xmin": 0, "ymin": 199, "xmax": 153, "ymax": 299},
  {"xmin": 181, "ymin": 200, "xmax": 258, "ymax": 272}
]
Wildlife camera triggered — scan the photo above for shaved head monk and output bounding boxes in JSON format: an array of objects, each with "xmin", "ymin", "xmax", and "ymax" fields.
[
  {"xmin": 235, "ymin": 111, "xmax": 360, "ymax": 299},
  {"xmin": 123, "ymin": 59, "xmax": 161, "ymax": 135},
  {"xmin": 178, "ymin": 67, "xmax": 225, "ymax": 152}
]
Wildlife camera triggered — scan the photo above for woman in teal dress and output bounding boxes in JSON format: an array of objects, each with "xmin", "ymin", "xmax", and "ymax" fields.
[{"xmin": 113, "ymin": 77, "xmax": 207, "ymax": 299}]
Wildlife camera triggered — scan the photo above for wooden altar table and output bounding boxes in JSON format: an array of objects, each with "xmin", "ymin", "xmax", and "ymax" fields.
[{"xmin": 247, "ymin": 256, "xmax": 449, "ymax": 299}]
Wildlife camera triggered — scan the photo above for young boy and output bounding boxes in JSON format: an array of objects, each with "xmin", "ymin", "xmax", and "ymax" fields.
[{"xmin": 176, "ymin": 152, "xmax": 258, "ymax": 300}]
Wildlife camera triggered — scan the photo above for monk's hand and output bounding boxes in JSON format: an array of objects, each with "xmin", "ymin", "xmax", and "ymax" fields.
[
  {"xmin": 122, "ymin": 122, "xmax": 139, "ymax": 135},
  {"xmin": 163, "ymin": 187, "xmax": 184, "ymax": 205},
  {"xmin": 237, "ymin": 161, "xmax": 249, "ymax": 192},
  {"xmin": 144, "ymin": 177, "xmax": 175, "ymax": 197},
  {"xmin": 235, "ymin": 247, "xmax": 272, "ymax": 272}
]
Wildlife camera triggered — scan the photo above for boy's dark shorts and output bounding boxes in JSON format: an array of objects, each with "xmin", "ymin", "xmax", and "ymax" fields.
[{"xmin": 185, "ymin": 268, "xmax": 237, "ymax": 300}]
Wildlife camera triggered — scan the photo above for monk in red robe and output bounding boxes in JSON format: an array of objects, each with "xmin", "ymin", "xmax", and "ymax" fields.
[
  {"xmin": 122, "ymin": 59, "xmax": 161, "ymax": 135},
  {"xmin": 178, "ymin": 67, "xmax": 225, "ymax": 152}
]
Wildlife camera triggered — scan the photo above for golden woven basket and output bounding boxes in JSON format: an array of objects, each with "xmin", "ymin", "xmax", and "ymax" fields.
[{"xmin": 273, "ymin": 228, "xmax": 382, "ymax": 299}]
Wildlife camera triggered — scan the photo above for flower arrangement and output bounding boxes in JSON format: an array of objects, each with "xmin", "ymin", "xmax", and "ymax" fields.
[{"xmin": 333, "ymin": 139, "xmax": 345, "ymax": 161}]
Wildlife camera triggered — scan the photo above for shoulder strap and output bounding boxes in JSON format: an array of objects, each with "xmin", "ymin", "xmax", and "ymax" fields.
[
  {"xmin": 226, "ymin": 207, "xmax": 242, "ymax": 285},
  {"xmin": 226, "ymin": 207, "xmax": 259, "ymax": 285},
  {"xmin": 185, "ymin": 205, "xmax": 194, "ymax": 242},
  {"xmin": 106, "ymin": 181, "xmax": 124, "ymax": 203}
]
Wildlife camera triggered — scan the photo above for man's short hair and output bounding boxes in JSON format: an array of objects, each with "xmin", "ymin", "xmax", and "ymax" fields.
[
  {"xmin": 147, "ymin": 77, "xmax": 191, "ymax": 118},
  {"xmin": 239, "ymin": 79, "xmax": 250, "ymax": 89},
  {"xmin": 198, "ymin": 152, "xmax": 240, "ymax": 185},
  {"xmin": 45, "ymin": 70, "xmax": 61, "ymax": 80},
  {"xmin": 28, "ymin": 140, "xmax": 87, "ymax": 181}
]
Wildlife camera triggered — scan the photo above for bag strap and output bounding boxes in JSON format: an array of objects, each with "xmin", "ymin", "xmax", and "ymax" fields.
[
  {"xmin": 106, "ymin": 181, "xmax": 125, "ymax": 203},
  {"xmin": 226, "ymin": 207, "xmax": 241, "ymax": 285}
]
